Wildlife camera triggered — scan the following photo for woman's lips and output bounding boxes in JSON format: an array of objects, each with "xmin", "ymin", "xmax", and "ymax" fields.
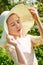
[{"xmin": 18, "ymin": 29, "xmax": 21, "ymax": 32}]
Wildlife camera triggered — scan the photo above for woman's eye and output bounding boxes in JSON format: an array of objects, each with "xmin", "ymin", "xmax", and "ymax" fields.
[
  {"xmin": 17, "ymin": 21, "xmax": 20, "ymax": 23},
  {"xmin": 11, "ymin": 24, "xmax": 15, "ymax": 26}
]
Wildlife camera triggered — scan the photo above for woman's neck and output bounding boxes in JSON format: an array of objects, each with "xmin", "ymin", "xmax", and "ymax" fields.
[{"xmin": 13, "ymin": 34, "xmax": 22, "ymax": 39}]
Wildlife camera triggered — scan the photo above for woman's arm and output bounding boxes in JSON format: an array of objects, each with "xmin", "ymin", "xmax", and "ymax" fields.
[
  {"xmin": 5, "ymin": 43, "xmax": 28, "ymax": 65},
  {"xmin": 30, "ymin": 35, "xmax": 43, "ymax": 46},
  {"xmin": 6, "ymin": 35, "xmax": 28, "ymax": 65},
  {"xmin": 28, "ymin": 8, "xmax": 43, "ymax": 46},
  {"xmin": 15, "ymin": 45, "xmax": 28, "ymax": 64},
  {"xmin": 28, "ymin": 7, "xmax": 43, "ymax": 38}
]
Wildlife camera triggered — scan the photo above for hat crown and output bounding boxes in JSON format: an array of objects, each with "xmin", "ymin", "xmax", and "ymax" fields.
[{"xmin": 4, "ymin": 4, "xmax": 34, "ymax": 36}]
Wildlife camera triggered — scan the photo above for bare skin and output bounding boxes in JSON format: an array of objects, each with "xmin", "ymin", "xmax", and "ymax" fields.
[
  {"xmin": 7, "ymin": 13, "xmax": 22, "ymax": 39},
  {"xmin": 29, "ymin": 7, "xmax": 43, "ymax": 38},
  {"xmin": 6, "ymin": 8, "xmax": 43, "ymax": 65},
  {"xmin": 29, "ymin": 7, "xmax": 43, "ymax": 46}
]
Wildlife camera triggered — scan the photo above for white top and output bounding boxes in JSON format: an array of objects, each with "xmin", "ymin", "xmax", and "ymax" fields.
[
  {"xmin": 16, "ymin": 35, "xmax": 38, "ymax": 65},
  {"xmin": 17, "ymin": 35, "xmax": 31, "ymax": 53}
]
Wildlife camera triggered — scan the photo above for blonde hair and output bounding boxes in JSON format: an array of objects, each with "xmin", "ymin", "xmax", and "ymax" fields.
[{"xmin": 6, "ymin": 13, "xmax": 20, "ymax": 24}]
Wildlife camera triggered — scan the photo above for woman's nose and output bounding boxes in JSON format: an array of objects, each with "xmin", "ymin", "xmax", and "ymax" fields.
[{"xmin": 16, "ymin": 23, "xmax": 20, "ymax": 28}]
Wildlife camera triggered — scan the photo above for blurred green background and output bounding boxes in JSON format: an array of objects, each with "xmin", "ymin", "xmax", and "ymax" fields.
[{"xmin": 0, "ymin": 0, "xmax": 43, "ymax": 65}]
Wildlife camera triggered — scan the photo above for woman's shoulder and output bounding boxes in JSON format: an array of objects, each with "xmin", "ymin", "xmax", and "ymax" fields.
[{"xmin": 25, "ymin": 34, "xmax": 32, "ymax": 39}]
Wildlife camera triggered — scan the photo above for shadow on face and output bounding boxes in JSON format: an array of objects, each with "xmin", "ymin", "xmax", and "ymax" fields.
[{"xmin": 6, "ymin": 13, "xmax": 22, "ymax": 38}]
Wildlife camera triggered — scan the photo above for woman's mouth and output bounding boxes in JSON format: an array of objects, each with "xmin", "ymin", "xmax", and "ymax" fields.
[{"xmin": 18, "ymin": 29, "xmax": 21, "ymax": 32}]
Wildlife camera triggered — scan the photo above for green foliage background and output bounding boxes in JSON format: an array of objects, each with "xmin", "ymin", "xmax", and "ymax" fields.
[
  {"xmin": 0, "ymin": 0, "xmax": 43, "ymax": 65},
  {"xmin": 0, "ymin": 47, "xmax": 14, "ymax": 65}
]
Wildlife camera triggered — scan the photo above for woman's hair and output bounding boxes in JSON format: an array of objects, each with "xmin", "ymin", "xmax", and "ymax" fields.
[{"xmin": 6, "ymin": 13, "xmax": 20, "ymax": 24}]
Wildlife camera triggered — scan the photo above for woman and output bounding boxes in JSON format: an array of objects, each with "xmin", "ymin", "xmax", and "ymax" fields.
[{"xmin": 4, "ymin": 4, "xmax": 43, "ymax": 65}]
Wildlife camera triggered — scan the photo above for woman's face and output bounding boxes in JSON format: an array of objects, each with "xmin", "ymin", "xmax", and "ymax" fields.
[{"xmin": 7, "ymin": 14, "xmax": 22, "ymax": 38}]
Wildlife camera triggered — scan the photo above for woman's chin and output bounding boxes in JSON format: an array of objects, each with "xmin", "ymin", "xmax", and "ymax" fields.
[{"xmin": 12, "ymin": 33, "xmax": 21, "ymax": 38}]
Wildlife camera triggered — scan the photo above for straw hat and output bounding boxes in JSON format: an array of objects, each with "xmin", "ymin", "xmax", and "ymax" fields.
[{"xmin": 4, "ymin": 4, "xmax": 34, "ymax": 36}]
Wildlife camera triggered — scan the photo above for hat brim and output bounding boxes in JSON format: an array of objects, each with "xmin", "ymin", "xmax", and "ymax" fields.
[{"xmin": 4, "ymin": 4, "xmax": 34, "ymax": 36}]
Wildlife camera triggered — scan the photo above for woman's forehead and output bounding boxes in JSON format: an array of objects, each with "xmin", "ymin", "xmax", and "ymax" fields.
[{"xmin": 6, "ymin": 13, "xmax": 20, "ymax": 23}]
